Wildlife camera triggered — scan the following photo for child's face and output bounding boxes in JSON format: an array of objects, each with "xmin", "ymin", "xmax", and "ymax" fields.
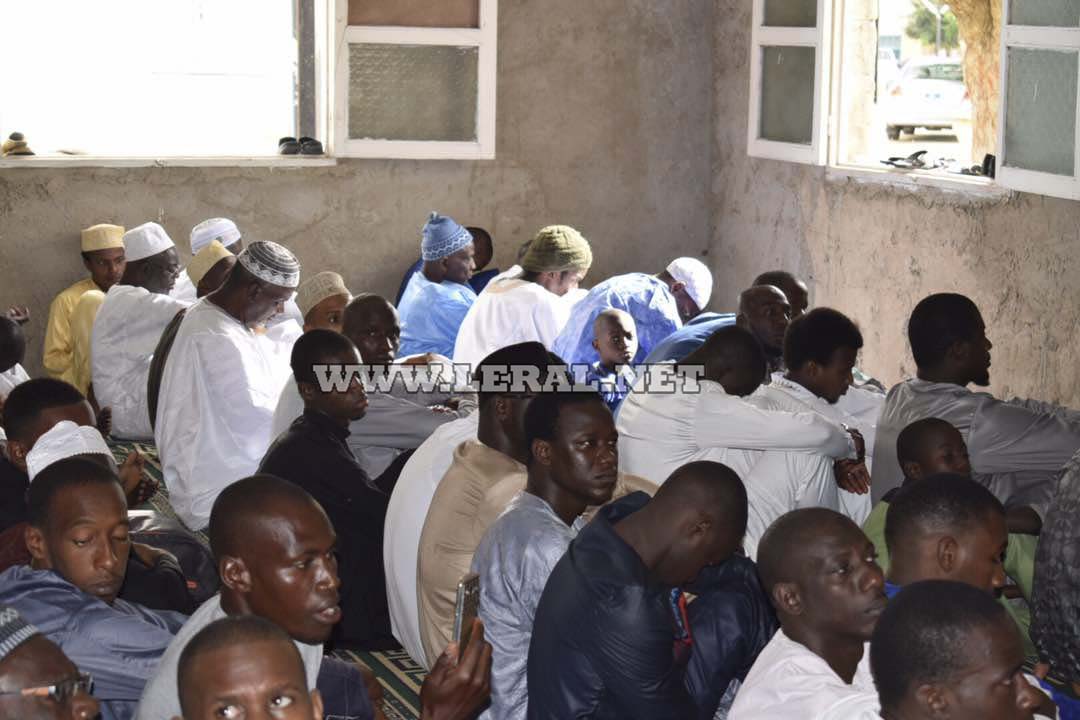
[
  {"xmin": 913, "ymin": 427, "xmax": 972, "ymax": 480},
  {"xmin": 593, "ymin": 316, "xmax": 637, "ymax": 367}
]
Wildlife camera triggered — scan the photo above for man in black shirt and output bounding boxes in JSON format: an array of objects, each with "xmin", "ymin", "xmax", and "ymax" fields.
[
  {"xmin": 527, "ymin": 461, "xmax": 748, "ymax": 719},
  {"xmin": 259, "ymin": 329, "xmax": 395, "ymax": 650}
]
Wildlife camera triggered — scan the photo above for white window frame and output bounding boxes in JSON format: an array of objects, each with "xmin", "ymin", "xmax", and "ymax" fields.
[
  {"xmin": 329, "ymin": 0, "xmax": 497, "ymax": 160},
  {"xmin": 747, "ymin": 0, "xmax": 832, "ymax": 165},
  {"xmin": 995, "ymin": 1, "xmax": 1080, "ymax": 201}
]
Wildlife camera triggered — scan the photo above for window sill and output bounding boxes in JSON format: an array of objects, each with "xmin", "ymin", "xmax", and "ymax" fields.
[
  {"xmin": 826, "ymin": 164, "xmax": 1013, "ymax": 199},
  {"xmin": 0, "ymin": 156, "xmax": 339, "ymax": 169}
]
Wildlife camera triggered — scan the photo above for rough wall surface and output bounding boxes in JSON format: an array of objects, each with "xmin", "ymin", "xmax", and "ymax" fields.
[
  {"xmin": 713, "ymin": 0, "xmax": 1080, "ymax": 406},
  {"xmin": 0, "ymin": 0, "xmax": 715, "ymax": 376}
]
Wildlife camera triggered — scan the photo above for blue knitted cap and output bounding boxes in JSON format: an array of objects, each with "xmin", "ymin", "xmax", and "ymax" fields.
[{"xmin": 421, "ymin": 212, "xmax": 473, "ymax": 261}]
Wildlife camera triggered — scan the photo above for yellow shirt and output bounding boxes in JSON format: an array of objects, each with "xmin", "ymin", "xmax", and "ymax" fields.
[
  {"xmin": 69, "ymin": 289, "xmax": 106, "ymax": 395},
  {"xmin": 43, "ymin": 277, "xmax": 99, "ymax": 384}
]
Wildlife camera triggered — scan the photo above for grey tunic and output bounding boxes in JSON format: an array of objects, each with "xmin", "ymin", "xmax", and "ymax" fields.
[{"xmin": 471, "ymin": 492, "xmax": 586, "ymax": 720}]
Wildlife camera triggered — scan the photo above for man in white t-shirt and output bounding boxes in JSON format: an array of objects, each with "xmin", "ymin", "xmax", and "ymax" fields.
[{"xmin": 729, "ymin": 508, "xmax": 887, "ymax": 719}]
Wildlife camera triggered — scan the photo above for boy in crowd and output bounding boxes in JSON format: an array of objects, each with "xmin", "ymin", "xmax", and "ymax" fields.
[{"xmin": 583, "ymin": 309, "xmax": 638, "ymax": 414}]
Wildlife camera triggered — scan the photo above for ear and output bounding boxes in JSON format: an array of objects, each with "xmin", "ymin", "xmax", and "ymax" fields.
[
  {"xmin": 309, "ymin": 688, "xmax": 325, "ymax": 720},
  {"xmin": 297, "ymin": 380, "xmax": 318, "ymax": 402},
  {"xmin": 219, "ymin": 555, "xmax": 252, "ymax": 593},
  {"xmin": 936, "ymin": 535, "xmax": 958, "ymax": 574},
  {"xmin": 532, "ymin": 438, "xmax": 553, "ymax": 467},
  {"xmin": 246, "ymin": 280, "xmax": 262, "ymax": 302},
  {"xmin": 25, "ymin": 524, "xmax": 49, "ymax": 565},
  {"xmin": 82, "ymin": 256, "xmax": 93, "ymax": 272},
  {"xmin": 771, "ymin": 581, "xmax": 803, "ymax": 616},
  {"xmin": 915, "ymin": 683, "xmax": 951, "ymax": 717},
  {"xmin": 671, "ymin": 281, "xmax": 686, "ymax": 294},
  {"xmin": 591, "ymin": 338, "xmax": 600, "ymax": 352},
  {"xmin": 901, "ymin": 460, "xmax": 923, "ymax": 481},
  {"xmin": 6, "ymin": 439, "xmax": 28, "ymax": 471}
]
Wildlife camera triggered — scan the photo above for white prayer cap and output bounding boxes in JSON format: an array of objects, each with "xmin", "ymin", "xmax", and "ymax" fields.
[
  {"xmin": 237, "ymin": 241, "xmax": 301, "ymax": 289},
  {"xmin": 123, "ymin": 222, "xmax": 175, "ymax": 262},
  {"xmin": 26, "ymin": 420, "xmax": 115, "ymax": 482},
  {"xmin": 666, "ymin": 257, "xmax": 713, "ymax": 310},
  {"xmin": 190, "ymin": 218, "xmax": 242, "ymax": 255},
  {"xmin": 296, "ymin": 271, "xmax": 350, "ymax": 319}
]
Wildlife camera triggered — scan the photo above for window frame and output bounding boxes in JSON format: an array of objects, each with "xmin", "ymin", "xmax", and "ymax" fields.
[
  {"xmin": 994, "ymin": 1, "xmax": 1080, "ymax": 201},
  {"xmin": 329, "ymin": 0, "xmax": 497, "ymax": 160},
  {"xmin": 747, "ymin": 0, "xmax": 833, "ymax": 165}
]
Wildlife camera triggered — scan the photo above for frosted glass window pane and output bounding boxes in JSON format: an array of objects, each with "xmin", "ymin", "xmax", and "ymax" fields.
[
  {"xmin": 760, "ymin": 46, "xmax": 816, "ymax": 144},
  {"xmin": 1010, "ymin": 0, "xmax": 1080, "ymax": 27},
  {"xmin": 348, "ymin": 44, "xmax": 478, "ymax": 142},
  {"xmin": 348, "ymin": 0, "xmax": 479, "ymax": 28},
  {"xmin": 1004, "ymin": 48, "xmax": 1077, "ymax": 176},
  {"xmin": 764, "ymin": 0, "xmax": 817, "ymax": 27}
]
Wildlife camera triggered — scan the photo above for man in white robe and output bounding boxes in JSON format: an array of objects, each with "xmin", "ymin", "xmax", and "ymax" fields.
[
  {"xmin": 617, "ymin": 325, "xmax": 857, "ymax": 558},
  {"xmin": 155, "ymin": 241, "xmax": 300, "ymax": 530},
  {"xmin": 872, "ymin": 293, "xmax": 1080, "ymax": 519},
  {"xmin": 171, "ymin": 218, "xmax": 243, "ymax": 304},
  {"xmin": 453, "ymin": 225, "xmax": 592, "ymax": 368},
  {"xmin": 90, "ymin": 222, "xmax": 187, "ymax": 440},
  {"xmin": 749, "ymin": 308, "xmax": 883, "ymax": 525}
]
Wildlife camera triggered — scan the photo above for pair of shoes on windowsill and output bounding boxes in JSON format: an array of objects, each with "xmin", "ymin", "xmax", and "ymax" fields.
[{"xmin": 278, "ymin": 136, "xmax": 323, "ymax": 155}]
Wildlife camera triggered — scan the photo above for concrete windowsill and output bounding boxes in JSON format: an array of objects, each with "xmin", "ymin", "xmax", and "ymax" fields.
[
  {"xmin": 0, "ymin": 156, "xmax": 339, "ymax": 169},
  {"xmin": 826, "ymin": 164, "xmax": 1014, "ymax": 199}
]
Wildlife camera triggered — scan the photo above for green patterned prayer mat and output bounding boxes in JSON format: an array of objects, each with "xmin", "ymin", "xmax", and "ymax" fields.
[{"xmin": 333, "ymin": 649, "xmax": 426, "ymax": 720}]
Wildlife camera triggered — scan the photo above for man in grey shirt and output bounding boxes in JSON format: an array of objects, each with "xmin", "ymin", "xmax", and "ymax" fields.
[
  {"xmin": 872, "ymin": 293, "xmax": 1080, "ymax": 525},
  {"xmin": 471, "ymin": 392, "xmax": 620, "ymax": 720}
]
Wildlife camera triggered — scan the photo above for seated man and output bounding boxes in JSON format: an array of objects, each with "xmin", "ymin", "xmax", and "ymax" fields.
[
  {"xmin": 0, "ymin": 454, "xmax": 186, "ymax": 719},
  {"xmin": 883, "ymin": 474, "xmax": 1008, "ymax": 598},
  {"xmin": 552, "ymin": 256, "xmax": 712, "ymax": 368},
  {"xmin": 259, "ymin": 330, "xmax": 394, "ymax": 649},
  {"xmin": 832, "ymin": 580, "xmax": 1052, "ymax": 719},
  {"xmin": 156, "ymin": 241, "xmax": 301, "ymax": 531},
  {"xmin": 43, "ymin": 224, "xmax": 126, "ymax": 385},
  {"xmin": 617, "ymin": 325, "xmax": 857, "ymax": 556},
  {"xmin": 729, "ymin": 508, "xmax": 886, "ymax": 719},
  {"xmin": 145, "ymin": 240, "xmax": 237, "ymax": 432},
  {"xmin": 753, "ymin": 270, "xmax": 809, "ymax": 319},
  {"xmin": 416, "ymin": 342, "xmax": 549, "ymax": 667},
  {"xmin": 583, "ymin": 309, "xmax": 638, "ymax": 413},
  {"xmin": 471, "ymin": 392, "xmax": 619, "ymax": 719},
  {"xmin": 171, "ymin": 217, "xmax": 243, "ymax": 303},
  {"xmin": 454, "ymin": 225, "xmax": 592, "ymax": 369},
  {"xmin": 138, "ymin": 474, "xmax": 493, "ymax": 720},
  {"xmin": 398, "ymin": 212, "xmax": 477, "ymax": 358},
  {"xmin": 872, "ymin": 292, "xmax": 1080, "ymax": 508},
  {"xmin": 864, "ymin": 419, "xmax": 1038, "ymax": 599},
  {"xmin": 735, "ymin": 284, "xmax": 791, "ymax": 375},
  {"xmin": 294, "ymin": 270, "xmax": 350, "ymax": 333},
  {"xmin": 527, "ymin": 461, "xmax": 747, "ymax": 719},
  {"xmin": 397, "ymin": 225, "xmax": 499, "ymax": 303},
  {"xmin": 750, "ymin": 307, "xmax": 879, "ymax": 524},
  {"xmin": 0, "ymin": 604, "xmax": 100, "ymax": 720},
  {"xmin": 384, "ymin": 413, "xmax": 479, "ymax": 666},
  {"xmin": 88, "ymin": 222, "xmax": 186, "ymax": 440},
  {"xmin": 271, "ymin": 294, "xmax": 461, "ymax": 479}
]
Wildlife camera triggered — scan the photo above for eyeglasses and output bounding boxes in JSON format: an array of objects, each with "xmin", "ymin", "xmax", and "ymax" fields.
[{"xmin": 0, "ymin": 672, "xmax": 93, "ymax": 702}]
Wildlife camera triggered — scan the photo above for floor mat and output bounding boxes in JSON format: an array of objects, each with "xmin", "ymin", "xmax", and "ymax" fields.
[{"xmin": 332, "ymin": 649, "xmax": 426, "ymax": 720}]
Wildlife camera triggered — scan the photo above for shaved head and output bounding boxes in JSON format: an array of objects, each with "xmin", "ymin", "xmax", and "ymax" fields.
[
  {"xmin": 342, "ymin": 293, "xmax": 396, "ymax": 333},
  {"xmin": 753, "ymin": 271, "xmax": 808, "ymax": 317},
  {"xmin": 757, "ymin": 507, "xmax": 856, "ymax": 592},
  {"xmin": 593, "ymin": 308, "xmax": 634, "ymax": 335},
  {"xmin": 208, "ymin": 474, "xmax": 327, "ymax": 561},
  {"xmin": 342, "ymin": 293, "xmax": 400, "ymax": 367},
  {"xmin": 683, "ymin": 325, "xmax": 767, "ymax": 396},
  {"xmin": 738, "ymin": 285, "xmax": 788, "ymax": 315},
  {"xmin": 653, "ymin": 461, "xmax": 748, "ymax": 535}
]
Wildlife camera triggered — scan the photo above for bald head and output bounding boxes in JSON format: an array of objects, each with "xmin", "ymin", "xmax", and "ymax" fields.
[
  {"xmin": 208, "ymin": 474, "xmax": 326, "ymax": 561},
  {"xmin": 654, "ymin": 461, "xmax": 748, "ymax": 534},
  {"xmin": 758, "ymin": 508, "xmax": 859, "ymax": 592},
  {"xmin": 737, "ymin": 285, "xmax": 792, "ymax": 358},
  {"xmin": 753, "ymin": 271, "xmax": 808, "ymax": 317}
]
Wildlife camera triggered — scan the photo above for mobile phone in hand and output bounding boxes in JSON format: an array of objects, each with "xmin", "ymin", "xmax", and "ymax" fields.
[{"xmin": 452, "ymin": 572, "xmax": 480, "ymax": 657}]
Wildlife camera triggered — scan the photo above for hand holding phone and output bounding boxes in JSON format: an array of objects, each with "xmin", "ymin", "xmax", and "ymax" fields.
[{"xmin": 452, "ymin": 572, "xmax": 480, "ymax": 658}]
